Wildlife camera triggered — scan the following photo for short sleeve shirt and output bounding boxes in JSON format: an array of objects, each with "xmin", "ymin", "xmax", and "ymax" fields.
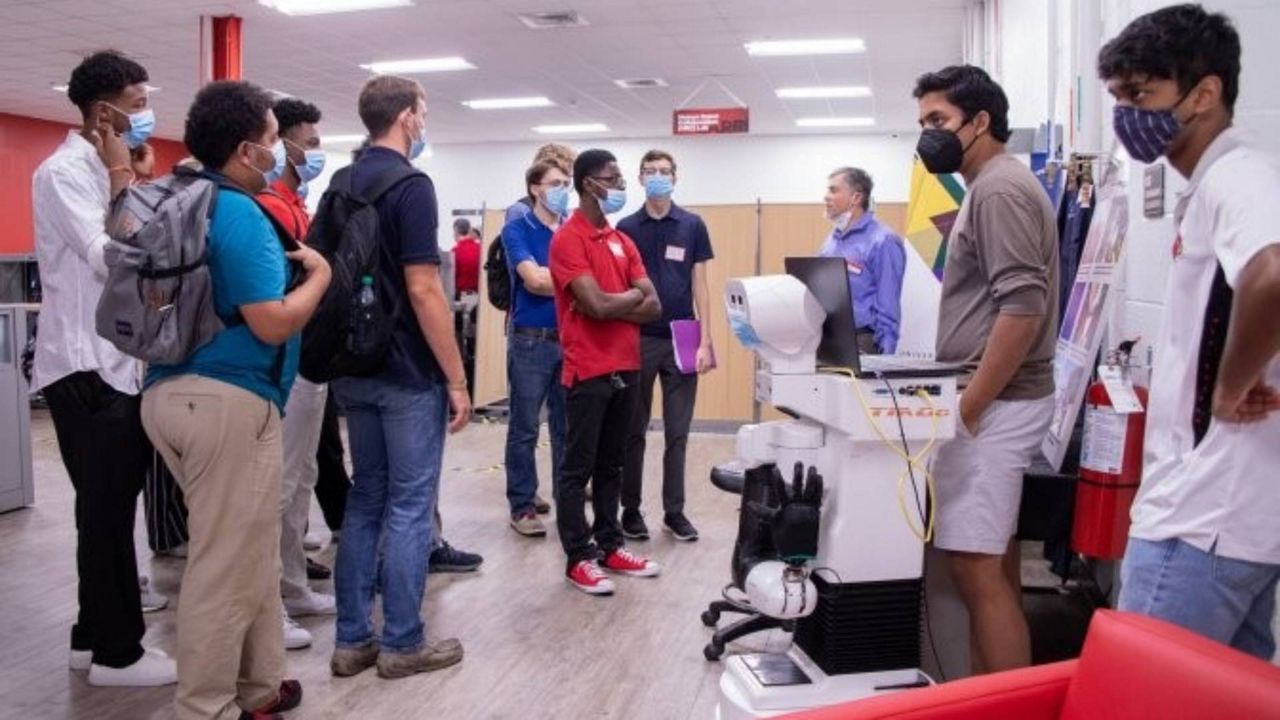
[
  {"xmin": 349, "ymin": 147, "xmax": 443, "ymax": 390},
  {"xmin": 145, "ymin": 186, "xmax": 298, "ymax": 411},
  {"xmin": 936, "ymin": 154, "xmax": 1059, "ymax": 399},
  {"xmin": 549, "ymin": 210, "xmax": 647, "ymax": 385},
  {"xmin": 617, "ymin": 203, "xmax": 713, "ymax": 337},
  {"xmin": 503, "ymin": 211, "xmax": 557, "ymax": 329}
]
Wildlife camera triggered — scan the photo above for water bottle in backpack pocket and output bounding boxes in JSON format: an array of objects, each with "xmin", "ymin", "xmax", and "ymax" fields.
[{"xmin": 349, "ymin": 275, "xmax": 384, "ymax": 356}]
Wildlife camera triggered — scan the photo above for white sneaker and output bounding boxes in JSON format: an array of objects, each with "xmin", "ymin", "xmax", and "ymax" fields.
[
  {"xmin": 282, "ymin": 607, "xmax": 312, "ymax": 650},
  {"xmin": 283, "ymin": 589, "xmax": 336, "ymax": 617},
  {"xmin": 303, "ymin": 530, "xmax": 325, "ymax": 552},
  {"xmin": 69, "ymin": 649, "xmax": 91, "ymax": 671},
  {"xmin": 139, "ymin": 576, "xmax": 168, "ymax": 613},
  {"xmin": 87, "ymin": 648, "xmax": 177, "ymax": 687}
]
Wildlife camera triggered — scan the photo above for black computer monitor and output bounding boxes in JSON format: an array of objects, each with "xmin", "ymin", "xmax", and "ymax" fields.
[{"xmin": 784, "ymin": 256, "xmax": 861, "ymax": 372}]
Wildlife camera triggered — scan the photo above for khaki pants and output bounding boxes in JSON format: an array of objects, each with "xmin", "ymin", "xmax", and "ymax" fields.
[
  {"xmin": 142, "ymin": 375, "xmax": 285, "ymax": 720},
  {"xmin": 279, "ymin": 376, "xmax": 328, "ymax": 600}
]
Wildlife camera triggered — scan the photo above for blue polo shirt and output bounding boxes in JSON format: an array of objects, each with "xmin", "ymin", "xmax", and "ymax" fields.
[
  {"xmin": 502, "ymin": 210, "xmax": 557, "ymax": 329},
  {"xmin": 818, "ymin": 211, "xmax": 906, "ymax": 354},
  {"xmin": 617, "ymin": 203, "xmax": 714, "ymax": 338},
  {"xmin": 349, "ymin": 147, "xmax": 444, "ymax": 390},
  {"xmin": 145, "ymin": 185, "xmax": 299, "ymax": 412}
]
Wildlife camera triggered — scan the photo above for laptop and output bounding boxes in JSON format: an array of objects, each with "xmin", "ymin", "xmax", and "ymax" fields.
[{"xmin": 784, "ymin": 256, "xmax": 966, "ymax": 379}]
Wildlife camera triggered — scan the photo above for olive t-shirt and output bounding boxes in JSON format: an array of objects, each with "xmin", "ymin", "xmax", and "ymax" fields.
[{"xmin": 936, "ymin": 153, "xmax": 1059, "ymax": 400}]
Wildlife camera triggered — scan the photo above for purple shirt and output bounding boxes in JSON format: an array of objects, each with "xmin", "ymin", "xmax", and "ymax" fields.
[{"xmin": 818, "ymin": 211, "xmax": 906, "ymax": 353}]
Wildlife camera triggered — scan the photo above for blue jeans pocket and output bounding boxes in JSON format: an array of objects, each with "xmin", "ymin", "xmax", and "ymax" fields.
[{"xmin": 1211, "ymin": 550, "xmax": 1267, "ymax": 594}]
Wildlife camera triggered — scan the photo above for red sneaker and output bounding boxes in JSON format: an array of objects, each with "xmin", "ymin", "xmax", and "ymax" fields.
[
  {"xmin": 601, "ymin": 548, "xmax": 661, "ymax": 577},
  {"xmin": 566, "ymin": 560, "xmax": 615, "ymax": 595}
]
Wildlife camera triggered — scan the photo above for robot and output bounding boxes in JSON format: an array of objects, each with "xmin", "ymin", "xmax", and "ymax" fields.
[{"xmin": 707, "ymin": 273, "xmax": 959, "ymax": 719}]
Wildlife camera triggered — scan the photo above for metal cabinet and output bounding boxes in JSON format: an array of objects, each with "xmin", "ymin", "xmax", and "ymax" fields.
[{"xmin": 0, "ymin": 304, "xmax": 36, "ymax": 512}]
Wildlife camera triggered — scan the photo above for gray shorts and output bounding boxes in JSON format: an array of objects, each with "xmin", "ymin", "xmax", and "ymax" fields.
[{"xmin": 932, "ymin": 396, "xmax": 1053, "ymax": 555}]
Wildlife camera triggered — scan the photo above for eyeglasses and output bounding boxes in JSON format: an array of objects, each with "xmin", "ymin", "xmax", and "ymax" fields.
[
  {"xmin": 641, "ymin": 168, "xmax": 674, "ymax": 177},
  {"xmin": 540, "ymin": 179, "xmax": 571, "ymax": 189},
  {"xmin": 589, "ymin": 174, "xmax": 625, "ymax": 188}
]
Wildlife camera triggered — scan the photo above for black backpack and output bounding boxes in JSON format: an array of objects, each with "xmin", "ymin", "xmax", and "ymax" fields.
[
  {"xmin": 298, "ymin": 163, "xmax": 422, "ymax": 383},
  {"xmin": 483, "ymin": 197, "xmax": 535, "ymax": 312}
]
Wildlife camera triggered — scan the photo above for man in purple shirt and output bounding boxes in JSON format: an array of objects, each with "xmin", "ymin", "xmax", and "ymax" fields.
[{"xmin": 817, "ymin": 167, "xmax": 906, "ymax": 354}]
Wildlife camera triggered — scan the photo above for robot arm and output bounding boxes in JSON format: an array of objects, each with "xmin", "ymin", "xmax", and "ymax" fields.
[{"xmin": 742, "ymin": 463, "xmax": 824, "ymax": 620}]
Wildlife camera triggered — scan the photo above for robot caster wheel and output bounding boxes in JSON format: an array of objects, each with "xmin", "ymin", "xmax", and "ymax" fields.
[
  {"xmin": 701, "ymin": 610, "xmax": 720, "ymax": 627},
  {"xmin": 704, "ymin": 640, "xmax": 725, "ymax": 661}
]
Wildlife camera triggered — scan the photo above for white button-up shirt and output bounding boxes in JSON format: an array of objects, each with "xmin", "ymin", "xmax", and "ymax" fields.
[
  {"xmin": 1130, "ymin": 128, "xmax": 1280, "ymax": 565},
  {"xmin": 30, "ymin": 131, "xmax": 141, "ymax": 395}
]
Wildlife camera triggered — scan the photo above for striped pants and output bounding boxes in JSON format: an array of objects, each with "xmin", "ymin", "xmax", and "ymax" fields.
[{"xmin": 144, "ymin": 448, "xmax": 189, "ymax": 553}]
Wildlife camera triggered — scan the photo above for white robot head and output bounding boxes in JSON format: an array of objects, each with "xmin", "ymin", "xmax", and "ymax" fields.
[{"xmin": 724, "ymin": 275, "xmax": 825, "ymax": 374}]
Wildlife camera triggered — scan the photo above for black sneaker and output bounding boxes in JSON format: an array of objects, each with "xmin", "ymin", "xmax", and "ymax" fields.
[
  {"xmin": 663, "ymin": 513, "xmax": 699, "ymax": 542},
  {"xmin": 306, "ymin": 558, "xmax": 332, "ymax": 580},
  {"xmin": 429, "ymin": 542, "xmax": 483, "ymax": 573},
  {"xmin": 621, "ymin": 509, "xmax": 650, "ymax": 540}
]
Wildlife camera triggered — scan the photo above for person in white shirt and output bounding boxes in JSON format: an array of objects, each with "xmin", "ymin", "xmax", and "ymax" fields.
[
  {"xmin": 31, "ymin": 50, "xmax": 176, "ymax": 687},
  {"xmin": 1099, "ymin": 4, "xmax": 1280, "ymax": 660}
]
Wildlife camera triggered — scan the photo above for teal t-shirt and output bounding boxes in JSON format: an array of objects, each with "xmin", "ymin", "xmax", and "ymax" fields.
[{"xmin": 146, "ymin": 187, "xmax": 299, "ymax": 411}]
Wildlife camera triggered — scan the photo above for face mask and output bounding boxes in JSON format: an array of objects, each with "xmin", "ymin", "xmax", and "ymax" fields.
[
  {"xmin": 297, "ymin": 182, "xmax": 309, "ymax": 201},
  {"xmin": 543, "ymin": 185, "xmax": 570, "ymax": 217},
  {"xmin": 107, "ymin": 105, "xmax": 155, "ymax": 149},
  {"xmin": 643, "ymin": 173, "xmax": 674, "ymax": 199},
  {"xmin": 830, "ymin": 210, "xmax": 852, "ymax": 231},
  {"xmin": 599, "ymin": 187, "xmax": 627, "ymax": 214},
  {"xmin": 294, "ymin": 148, "xmax": 326, "ymax": 182},
  {"xmin": 1112, "ymin": 102, "xmax": 1186, "ymax": 164},
  {"xmin": 917, "ymin": 126, "xmax": 970, "ymax": 174},
  {"xmin": 407, "ymin": 115, "xmax": 428, "ymax": 160},
  {"xmin": 248, "ymin": 140, "xmax": 287, "ymax": 186}
]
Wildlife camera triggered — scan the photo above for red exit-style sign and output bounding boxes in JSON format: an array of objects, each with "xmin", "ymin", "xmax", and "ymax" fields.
[{"xmin": 672, "ymin": 107, "xmax": 749, "ymax": 135}]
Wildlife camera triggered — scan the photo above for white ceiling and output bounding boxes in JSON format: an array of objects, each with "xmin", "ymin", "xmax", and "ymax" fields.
[{"xmin": 0, "ymin": 0, "xmax": 967, "ymax": 145}]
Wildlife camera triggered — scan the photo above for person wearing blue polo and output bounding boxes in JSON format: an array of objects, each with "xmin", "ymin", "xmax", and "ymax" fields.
[
  {"xmin": 503, "ymin": 158, "xmax": 572, "ymax": 537},
  {"xmin": 818, "ymin": 167, "xmax": 906, "ymax": 355},
  {"xmin": 618, "ymin": 149, "xmax": 715, "ymax": 543}
]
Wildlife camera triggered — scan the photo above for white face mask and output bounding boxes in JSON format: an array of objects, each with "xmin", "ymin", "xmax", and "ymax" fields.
[{"xmin": 828, "ymin": 210, "xmax": 852, "ymax": 231}]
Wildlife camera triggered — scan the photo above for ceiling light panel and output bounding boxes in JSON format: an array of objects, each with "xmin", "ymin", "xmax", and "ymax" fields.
[
  {"xmin": 776, "ymin": 85, "xmax": 871, "ymax": 99},
  {"xmin": 360, "ymin": 56, "xmax": 475, "ymax": 74},
  {"xmin": 745, "ymin": 38, "xmax": 866, "ymax": 57},
  {"xmin": 462, "ymin": 96, "xmax": 554, "ymax": 110},
  {"xmin": 532, "ymin": 123, "xmax": 608, "ymax": 134},
  {"xmin": 259, "ymin": 0, "xmax": 413, "ymax": 16},
  {"xmin": 795, "ymin": 117, "xmax": 876, "ymax": 128}
]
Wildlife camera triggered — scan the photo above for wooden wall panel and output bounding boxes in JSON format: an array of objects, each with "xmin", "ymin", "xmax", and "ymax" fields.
[{"xmin": 472, "ymin": 208, "xmax": 509, "ymax": 408}]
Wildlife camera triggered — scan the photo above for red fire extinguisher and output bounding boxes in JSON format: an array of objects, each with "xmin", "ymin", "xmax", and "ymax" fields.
[{"xmin": 1072, "ymin": 341, "xmax": 1148, "ymax": 560}]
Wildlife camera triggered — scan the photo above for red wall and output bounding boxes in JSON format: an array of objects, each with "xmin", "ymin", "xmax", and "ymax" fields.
[{"xmin": 0, "ymin": 111, "xmax": 186, "ymax": 256}]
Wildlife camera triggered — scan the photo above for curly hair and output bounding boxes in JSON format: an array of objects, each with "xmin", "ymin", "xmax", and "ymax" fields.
[
  {"xmin": 184, "ymin": 81, "xmax": 275, "ymax": 170},
  {"xmin": 912, "ymin": 65, "xmax": 1012, "ymax": 143},
  {"xmin": 67, "ymin": 50, "xmax": 148, "ymax": 116},
  {"xmin": 273, "ymin": 97, "xmax": 322, "ymax": 135},
  {"xmin": 1098, "ymin": 3, "xmax": 1240, "ymax": 112},
  {"xmin": 533, "ymin": 143, "xmax": 576, "ymax": 175}
]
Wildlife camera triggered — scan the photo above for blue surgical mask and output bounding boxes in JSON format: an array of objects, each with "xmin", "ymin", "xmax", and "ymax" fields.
[
  {"xmin": 294, "ymin": 148, "xmax": 326, "ymax": 182},
  {"xmin": 643, "ymin": 173, "xmax": 674, "ymax": 199},
  {"xmin": 108, "ymin": 105, "xmax": 155, "ymax": 149},
  {"xmin": 249, "ymin": 139, "xmax": 287, "ymax": 186},
  {"xmin": 599, "ymin": 187, "xmax": 627, "ymax": 214},
  {"xmin": 543, "ymin": 185, "xmax": 570, "ymax": 217},
  {"xmin": 407, "ymin": 115, "xmax": 428, "ymax": 160}
]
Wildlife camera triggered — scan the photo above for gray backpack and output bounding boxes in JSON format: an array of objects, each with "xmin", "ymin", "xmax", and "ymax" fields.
[{"xmin": 96, "ymin": 167, "xmax": 225, "ymax": 365}]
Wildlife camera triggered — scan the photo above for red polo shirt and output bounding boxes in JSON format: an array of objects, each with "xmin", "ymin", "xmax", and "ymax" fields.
[
  {"xmin": 549, "ymin": 209, "xmax": 648, "ymax": 386},
  {"xmin": 256, "ymin": 179, "xmax": 311, "ymax": 245},
  {"xmin": 453, "ymin": 236, "xmax": 481, "ymax": 294}
]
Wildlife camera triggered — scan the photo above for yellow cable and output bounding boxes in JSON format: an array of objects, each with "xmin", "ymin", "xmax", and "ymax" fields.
[{"xmin": 816, "ymin": 367, "xmax": 942, "ymax": 543}]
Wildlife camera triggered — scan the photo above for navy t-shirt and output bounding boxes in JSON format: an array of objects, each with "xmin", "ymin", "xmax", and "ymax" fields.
[
  {"xmin": 616, "ymin": 203, "xmax": 714, "ymax": 337},
  {"xmin": 502, "ymin": 211, "xmax": 557, "ymax": 329},
  {"xmin": 349, "ymin": 147, "xmax": 443, "ymax": 390}
]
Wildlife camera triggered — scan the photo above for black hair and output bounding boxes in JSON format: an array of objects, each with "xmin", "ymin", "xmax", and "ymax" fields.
[
  {"xmin": 573, "ymin": 148, "xmax": 616, "ymax": 194},
  {"xmin": 358, "ymin": 75, "xmax": 423, "ymax": 139},
  {"xmin": 184, "ymin": 81, "xmax": 275, "ymax": 170},
  {"xmin": 274, "ymin": 97, "xmax": 322, "ymax": 135},
  {"xmin": 1098, "ymin": 3, "xmax": 1240, "ymax": 113},
  {"xmin": 453, "ymin": 218, "xmax": 471, "ymax": 236},
  {"xmin": 830, "ymin": 167, "xmax": 874, "ymax": 210},
  {"xmin": 912, "ymin": 65, "xmax": 1012, "ymax": 143},
  {"xmin": 67, "ymin": 50, "xmax": 148, "ymax": 116}
]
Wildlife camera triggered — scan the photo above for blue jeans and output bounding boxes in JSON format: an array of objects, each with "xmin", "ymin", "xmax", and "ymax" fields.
[
  {"xmin": 1118, "ymin": 537, "xmax": 1280, "ymax": 660},
  {"xmin": 504, "ymin": 333, "xmax": 566, "ymax": 515},
  {"xmin": 331, "ymin": 376, "xmax": 447, "ymax": 654}
]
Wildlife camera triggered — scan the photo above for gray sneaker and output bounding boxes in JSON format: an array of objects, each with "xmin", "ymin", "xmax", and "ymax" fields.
[
  {"xmin": 510, "ymin": 511, "xmax": 547, "ymax": 537},
  {"xmin": 330, "ymin": 641, "xmax": 379, "ymax": 677},
  {"xmin": 376, "ymin": 639, "xmax": 464, "ymax": 679}
]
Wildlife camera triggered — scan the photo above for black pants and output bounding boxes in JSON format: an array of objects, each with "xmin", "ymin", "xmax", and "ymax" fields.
[
  {"xmin": 623, "ymin": 335, "xmax": 698, "ymax": 516},
  {"xmin": 143, "ymin": 449, "xmax": 188, "ymax": 552},
  {"xmin": 44, "ymin": 371, "xmax": 147, "ymax": 668},
  {"xmin": 556, "ymin": 372, "xmax": 638, "ymax": 567},
  {"xmin": 313, "ymin": 391, "xmax": 351, "ymax": 532}
]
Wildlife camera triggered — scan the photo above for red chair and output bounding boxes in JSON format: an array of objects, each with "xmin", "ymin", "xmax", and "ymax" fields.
[{"xmin": 781, "ymin": 610, "xmax": 1280, "ymax": 720}]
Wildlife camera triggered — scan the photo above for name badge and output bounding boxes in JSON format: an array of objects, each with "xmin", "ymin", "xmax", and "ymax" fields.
[
  {"xmin": 608, "ymin": 241, "xmax": 625, "ymax": 258},
  {"xmin": 846, "ymin": 259, "xmax": 864, "ymax": 276},
  {"xmin": 665, "ymin": 245, "xmax": 686, "ymax": 262}
]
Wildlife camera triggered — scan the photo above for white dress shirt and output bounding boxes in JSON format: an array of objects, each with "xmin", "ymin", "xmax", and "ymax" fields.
[
  {"xmin": 30, "ymin": 131, "xmax": 141, "ymax": 395},
  {"xmin": 1129, "ymin": 128, "xmax": 1280, "ymax": 565}
]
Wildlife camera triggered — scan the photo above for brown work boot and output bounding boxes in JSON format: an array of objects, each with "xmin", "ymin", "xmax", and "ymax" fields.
[
  {"xmin": 375, "ymin": 639, "xmax": 464, "ymax": 679},
  {"xmin": 330, "ymin": 640, "xmax": 379, "ymax": 677}
]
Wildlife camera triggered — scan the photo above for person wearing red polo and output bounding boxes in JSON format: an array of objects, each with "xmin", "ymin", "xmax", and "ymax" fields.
[{"xmin": 549, "ymin": 148, "xmax": 664, "ymax": 595}]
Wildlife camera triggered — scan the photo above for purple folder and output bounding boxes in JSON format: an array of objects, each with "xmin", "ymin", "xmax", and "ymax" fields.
[{"xmin": 671, "ymin": 319, "xmax": 715, "ymax": 374}]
